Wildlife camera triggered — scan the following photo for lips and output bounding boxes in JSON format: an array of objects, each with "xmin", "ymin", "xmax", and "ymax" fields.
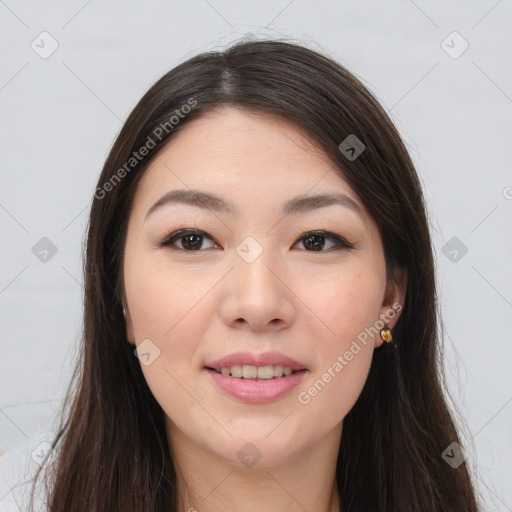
[
  {"xmin": 206, "ymin": 368, "xmax": 307, "ymax": 403},
  {"xmin": 204, "ymin": 351, "xmax": 308, "ymax": 403},
  {"xmin": 205, "ymin": 351, "xmax": 307, "ymax": 372}
]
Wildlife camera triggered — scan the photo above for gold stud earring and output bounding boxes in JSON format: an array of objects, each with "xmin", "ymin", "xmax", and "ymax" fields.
[{"xmin": 380, "ymin": 326, "xmax": 393, "ymax": 343}]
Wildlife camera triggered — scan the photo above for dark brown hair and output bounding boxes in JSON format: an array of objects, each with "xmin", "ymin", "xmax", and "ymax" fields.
[{"xmin": 29, "ymin": 38, "xmax": 481, "ymax": 511}]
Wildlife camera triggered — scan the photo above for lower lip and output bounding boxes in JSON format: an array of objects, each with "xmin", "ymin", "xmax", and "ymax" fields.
[{"xmin": 205, "ymin": 368, "xmax": 307, "ymax": 403}]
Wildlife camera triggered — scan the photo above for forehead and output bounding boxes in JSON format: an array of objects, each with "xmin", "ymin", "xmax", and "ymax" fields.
[{"xmin": 131, "ymin": 107, "xmax": 364, "ymax": 217}]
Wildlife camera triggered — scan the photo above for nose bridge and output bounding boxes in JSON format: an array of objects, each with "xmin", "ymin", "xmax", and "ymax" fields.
[
  {"xmin": 220, "ymin": 234, "xmax": 293, "ymax": 330},
  {"xmin": 233, "ymin": 234, "xmax": 281, "ymax": 299}
]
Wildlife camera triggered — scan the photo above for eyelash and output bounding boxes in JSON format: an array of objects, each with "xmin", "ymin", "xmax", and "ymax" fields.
[{"xmin": 159, "ymin": 229, "xmax": 354, "ymax": 253}]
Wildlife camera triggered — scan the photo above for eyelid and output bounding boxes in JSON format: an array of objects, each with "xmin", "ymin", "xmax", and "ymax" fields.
[
  {"xmin": 159, "ymin": 228, "xmax": 354, "ymax": 252},
  {"xmin": 160, "ymin": 228, "xmax": 220, "ymax": 251}
]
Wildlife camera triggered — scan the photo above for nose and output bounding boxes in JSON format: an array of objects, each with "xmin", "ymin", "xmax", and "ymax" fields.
[{"xmin": 218, "ymin": 247, "xmax": 295, "ymax": 332}]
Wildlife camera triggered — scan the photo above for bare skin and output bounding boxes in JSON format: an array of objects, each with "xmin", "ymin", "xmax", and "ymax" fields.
[{"xmin": 122, "ymin": 107, "xmax": 406, "ymax": 511}]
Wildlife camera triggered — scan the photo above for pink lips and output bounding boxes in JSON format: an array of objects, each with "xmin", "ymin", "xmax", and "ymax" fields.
[
  {"xmin": 205, "ymin": 351, "xmax": 307, "ymax": 371},
  {"xmin": 204, "ymin": 351, "xmax": 308, "ymax": 404}
]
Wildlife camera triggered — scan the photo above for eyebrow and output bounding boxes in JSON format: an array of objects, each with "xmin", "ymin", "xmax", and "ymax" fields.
[{"xmin": 145, "ymin": 189, "xmax": 362, "ymax": 220}]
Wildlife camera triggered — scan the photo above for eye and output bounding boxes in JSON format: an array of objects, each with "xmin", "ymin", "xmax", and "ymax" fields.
[
  {"xmin": 160, "ymin": 229, "xmax": 218, "ymax": 251},
  {"xmin": 293, "ymin": 231, "xmax": 354, "ymax": 252},
  {"xmin": 160, "ymin": 229, "xmax": 353, "ymax": 253}
]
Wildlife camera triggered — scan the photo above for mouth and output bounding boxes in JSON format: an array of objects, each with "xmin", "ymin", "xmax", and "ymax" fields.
[
  {"xmin": 203, "ymin": 352, "xmax": 309, "ymax": 403},
  {"xmin": 205, "ymin": 364, "xmax": 306, "ymax": 380},
  {"xmin": 203, "ymin": 363, "xmax": 308, "ymax": 403}
]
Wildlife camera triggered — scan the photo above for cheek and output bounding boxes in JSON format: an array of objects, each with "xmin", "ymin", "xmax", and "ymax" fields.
[
  {"xmin": 125, "ymin": 255, "xmax": 213, "ymax": 345},
  {"xmin": 298, "ymin": 262, "xmax": 385, "ymax": 346},
  {"xmin": 292, "ymin": 263, "xmax": 383, "ymax": 417},
  {"xmin": 124, "ymin": 258, "xmax": 210, "ymax": 407},
  {"xmin": 296, "ymin": 313, "xmax": 376, "ymax": 428},
  {"xmin": 297, "ymin": 343, "xmax": 373, "ymax": 430},
  {"xmin": 130, "ymin": 266, "xmax": 207, "ymax": 428}
]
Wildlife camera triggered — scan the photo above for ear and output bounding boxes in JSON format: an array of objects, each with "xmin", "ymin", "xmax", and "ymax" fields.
[
  {"xmin": 375, "ymin": 266, "xmax": 407, "ymax": 348},
  {"xmin": 122, "ymin": 301, "xmax": 136, "ymax": 346}
]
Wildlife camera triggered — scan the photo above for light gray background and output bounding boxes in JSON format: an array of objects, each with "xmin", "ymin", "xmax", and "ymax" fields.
[{"xmin": 0, "ymin": 1, "xmax": 511, "ymax": 510}]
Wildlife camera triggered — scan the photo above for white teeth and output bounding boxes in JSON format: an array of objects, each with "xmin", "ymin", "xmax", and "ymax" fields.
[
  {"xmin": 257, "ymin": 365, "xmax": 274, "ymax": 379},
  {"xmin": 242, "ymin": 365, "xmax": 258, "ymax": 379},
  {"xmin": 214, "ymin": 364, "xmax": 297, "ymax": 379},
  {"xmin": 273, "ymin": 365, "xmax": 283, "ymax": 377},
  {"xmin": 230, "ymin": 365, "xmax": 242, "ymax": 378}
]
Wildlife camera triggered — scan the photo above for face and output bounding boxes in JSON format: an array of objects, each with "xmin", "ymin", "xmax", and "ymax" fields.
[{"xmin": 122, "ymin": 107, "xmax": 405, "ymax": 468}]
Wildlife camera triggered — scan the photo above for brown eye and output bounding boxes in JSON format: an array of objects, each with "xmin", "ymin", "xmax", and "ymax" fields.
[
  {"xmin": 294, "ymin": 231, "xmax": 353, "ymax": 252},
  {"xmin": 160, "ymin": 229, "xmax": 353, "ymax": 253},
  {"xmin": 161, "ymin": 229, "xmax": 218, "ymax": 251}
]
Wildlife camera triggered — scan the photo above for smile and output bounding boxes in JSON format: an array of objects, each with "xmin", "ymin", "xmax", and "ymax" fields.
[
  {"xmin": 210, "ymin": 364, "xmax": 297, "ymax": 380},
  {"xmin": 204, "ymin": 366, "xmax": 307, "ymax": 403}
]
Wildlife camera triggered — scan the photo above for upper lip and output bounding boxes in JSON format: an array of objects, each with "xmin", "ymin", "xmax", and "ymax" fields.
[{"xmin": 205, "ymin": 352, "xmax": 308, "ymax": 371}]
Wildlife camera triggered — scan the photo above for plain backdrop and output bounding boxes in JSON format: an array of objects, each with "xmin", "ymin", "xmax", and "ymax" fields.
[{"xmin": 0, "ymin": 1, "xmax": 511, "ymax": 510}]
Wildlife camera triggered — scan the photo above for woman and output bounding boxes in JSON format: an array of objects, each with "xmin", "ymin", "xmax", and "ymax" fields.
[{"xmin": 29, "ymin": 39, "xmax": 481, "ymax": 511}]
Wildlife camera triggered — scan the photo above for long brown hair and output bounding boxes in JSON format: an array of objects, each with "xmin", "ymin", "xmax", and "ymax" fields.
[{"xmin": 29, "ymin": 38, "xmax": 482, "ymax": 511}]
